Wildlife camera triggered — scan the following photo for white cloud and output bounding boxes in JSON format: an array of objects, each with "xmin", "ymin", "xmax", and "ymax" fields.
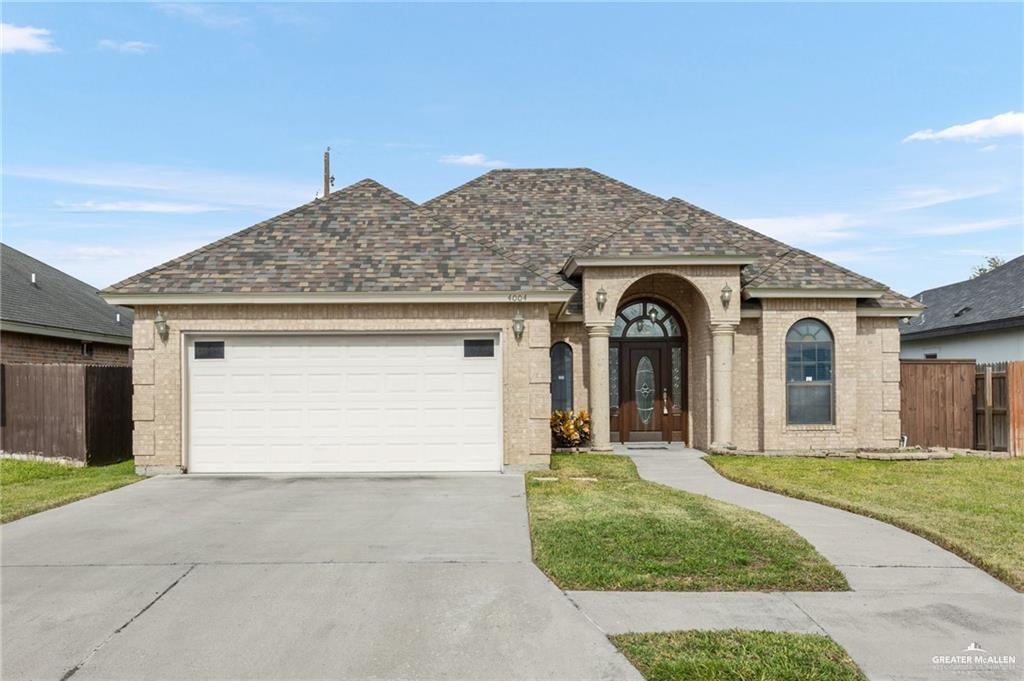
[
  {"xmin": 7, "ymin": 163, "xmax": 312, "ymax": 210},
  {"xmin": 98, "ymin": 39, "xmax": 154, "ymax": 54},
  {"xmin": 56, "ymin": 200, "xmax": 221, "ymax": 214},
  {"xmin": 155, "ymin": 3, "xmax": 248, "ymax": 29},
  {"xmin": 913, "ymin": 217, "xmax": 1021, "ymax": 236},
  {"xmin": 886, "ymin": 186, "xmax": 999, "ymax": 211},
  {"xmin": 904, "ymin": 111, "xmax": 1024, "ymax": 143},
  {"xmin": 980, "ymin": 145, "xmax": 999, "ymax": 153},
  {"xmin": 736, "ymin": 213, "xmax": 857, "ymax": 243},
  {"xmin": 1, "ymin": 23, "xmax": 59, "ymax": 54},
  {"xmin": 439, "ymin": 153, "xmax": 507, "ymax": 168}
]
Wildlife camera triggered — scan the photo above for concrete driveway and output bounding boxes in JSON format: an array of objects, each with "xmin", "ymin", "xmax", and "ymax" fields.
[{"xmin": 1, "ymin": 475, "xmax": 640, "ymax": 680}]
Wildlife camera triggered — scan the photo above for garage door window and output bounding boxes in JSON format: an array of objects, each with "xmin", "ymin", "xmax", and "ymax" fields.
[
  {"xmin": 464, "ymin": 339, "xmax": 494, "ymax": 357},
  {"xmin": 195, "ymin": 341, "xmax": 225, "ymax": 359}
]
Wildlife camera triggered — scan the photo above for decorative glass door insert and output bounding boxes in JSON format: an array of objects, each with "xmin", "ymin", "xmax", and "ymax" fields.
[{"xmin": 635, "ymin": 356, "xmax": 656, "ymax": 425}]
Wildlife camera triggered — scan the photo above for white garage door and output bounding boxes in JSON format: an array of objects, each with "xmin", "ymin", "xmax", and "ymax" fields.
[{"xmin": 187, "ymin": 334, "xmax": 502, "ymax": 473}]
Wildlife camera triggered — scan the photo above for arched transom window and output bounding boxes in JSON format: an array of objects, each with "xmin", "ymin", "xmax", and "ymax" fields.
[
  {"xmin": 786, "ymin": 319, "xmax": 834, "ymax": 425},
  {"xmin": 612, "ymin": 301, "xmax": 684, "ymax": 338}
]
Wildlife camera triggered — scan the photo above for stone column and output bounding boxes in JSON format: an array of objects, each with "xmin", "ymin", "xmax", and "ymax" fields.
[
  {"xmin": 587, "ymin": 324, "xmax": 613, "ymax": 451},
  {"xmin": 711, "ymin": 322, "xmax": 737, "ymax": 450}
]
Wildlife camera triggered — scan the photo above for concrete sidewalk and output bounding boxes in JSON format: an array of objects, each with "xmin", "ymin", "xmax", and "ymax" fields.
[{"xmin": 570, "ymin": 446, "xmax": 1024, "ymax": 681}]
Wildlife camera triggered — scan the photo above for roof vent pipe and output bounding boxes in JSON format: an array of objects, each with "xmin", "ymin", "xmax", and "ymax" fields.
[
  {"xmin": 323, "ymin": 147, "xmax": 335, "ymax": 198},
  {"xmin": 116, "ymin": 312, "xmax": 121, "ymax": 324},
  {"xmin": 30, "ymin": 272, "xmax": 37, "ymax": 286}
]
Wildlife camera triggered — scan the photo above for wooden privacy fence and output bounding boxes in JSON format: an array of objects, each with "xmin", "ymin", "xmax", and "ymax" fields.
[
  {"xmin": 900, "ymin": 359, "xmax": 1023, "ymax": 455},
  {"xmin": 0, "ymin": 364, "xmax": 132, "ymax": 464},
  {"xmin": 900, "ymin": 359, "xmax": 976, "ymax": 449}
]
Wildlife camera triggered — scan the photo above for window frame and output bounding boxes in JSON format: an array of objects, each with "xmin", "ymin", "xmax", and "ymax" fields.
[
  {"xmin": 549, "ymin": 341, "xmax": 574, "ymax": 412},
  {"xmin": 784, "ymin": 318, "xmax": 835, "ymax": 426}
]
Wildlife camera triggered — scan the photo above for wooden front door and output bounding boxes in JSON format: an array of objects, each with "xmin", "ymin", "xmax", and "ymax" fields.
[
  {"xmin": 611, "ymin": 341, "xmax": 688, "ymax": 444},
  {"xmin": 626, "ymin": 346, "xmax": 665, "ymax": 442}
]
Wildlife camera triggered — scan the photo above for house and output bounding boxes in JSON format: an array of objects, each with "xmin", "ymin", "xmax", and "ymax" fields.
[
  {"xmin": 1, "ymin": 243, "xmax": 133, "ymax": 365},
  {"xmin": 900, "ymin": 255, "xmax": 1024, "ymax": 363},
  {"xmin": 101, "ymin": 168, "xmax": 922, "ymax": 475}
]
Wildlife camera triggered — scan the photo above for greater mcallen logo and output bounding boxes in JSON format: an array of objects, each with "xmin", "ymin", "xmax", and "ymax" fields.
[{"xmin": 932, "ymin": 642, "xmax": 1017, "ymax": 671}]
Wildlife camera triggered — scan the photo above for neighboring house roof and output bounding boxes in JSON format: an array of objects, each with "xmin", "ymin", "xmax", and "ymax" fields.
[
  {"xmin": 103, "ymin": 168, "xmax": 921, "ymax": 311},
  {"xmin": 899, "ymin": 255, "xmax": 1024, "ymax": 340},
  {"xmin": 0, "ymin": 243, "xmax": 133, "ymax": 344}
]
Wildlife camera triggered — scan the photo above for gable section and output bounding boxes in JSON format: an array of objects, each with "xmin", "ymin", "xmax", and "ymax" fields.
[
  {"xmin": 105, "ymin": 179, "xmax": 565, "ymax": 295},
  {"xmin": 425, "ymin": 168, "xmax": 666, "ymax": 277}
]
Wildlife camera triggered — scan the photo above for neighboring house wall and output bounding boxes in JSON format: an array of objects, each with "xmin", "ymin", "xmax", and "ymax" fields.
[
  {"xmin": 901, "ymin": 327, "xmax": 1024, "ymax": 363},
  {"xmin": 130, "ymin": 303, "xmax": 552, "ymax": 474},
  {"xmin": 0, "ymin": 331, "xmax": 129, "ymax": 366}
]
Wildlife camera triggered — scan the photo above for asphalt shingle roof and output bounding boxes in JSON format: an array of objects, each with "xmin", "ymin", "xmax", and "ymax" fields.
[
  {"xmin": 107, "ymin": 180, "xmax": 567, "ymax": 294},
  {"xmin": 899, "ymin": 255, "xmax": 1024, "ymax": 338},
  {"xmin": 1, "ymin": 243, "xmax": 133, "ymax": 339},
  {"xmin": 104, "ymin": 168, "xmax": 921, "ymax": 310}
]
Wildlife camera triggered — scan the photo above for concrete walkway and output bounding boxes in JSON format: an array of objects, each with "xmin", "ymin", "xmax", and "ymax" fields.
[{"xmin": 569, "ymin": 445, "xmax": 1023, "ymax": 681}]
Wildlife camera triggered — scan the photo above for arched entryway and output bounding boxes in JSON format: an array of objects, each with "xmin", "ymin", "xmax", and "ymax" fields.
[{"xmin": 609, "ymin": 299, "xmax": 687, "ymax": 443}]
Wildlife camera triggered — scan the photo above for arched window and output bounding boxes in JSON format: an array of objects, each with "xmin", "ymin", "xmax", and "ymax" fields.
[
  {"xmin": 786, "ymin": 319, "xmax": 834, "ymax": 425},
  {"xmin": 550, "ymin": 342, "xmax": 573, "ymax": 412},
  {"xmin": 611, "ymin": 301, "xmax": 684, "ymax": 338}
]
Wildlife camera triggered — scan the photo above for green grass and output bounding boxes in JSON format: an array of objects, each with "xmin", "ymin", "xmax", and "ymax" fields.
[
  {"xmin": 707, "ymin": 455, "xmax": 1024, "ymax": 591},
  {"xmin": 1, "ymin": 459, "xmax": 142, "ymax": 523},
  {"xmin": 611, "ymin": 630, "xmax": 866, "ymax": 681},
  {"xmin": 526, "ymin": 454, "xmax": 848, "ymax": 591}
]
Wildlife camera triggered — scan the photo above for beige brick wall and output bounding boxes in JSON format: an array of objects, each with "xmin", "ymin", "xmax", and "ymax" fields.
[
  {"xmin": 579, "ymin": 266, "xmax": 740, "ymax": 448},
  {"xmin": 732, "ymin": 318, "xmax": 762, "ymax": 451},
  {"xmin": 131, "ymin": 303, "xmax": 552, "ymax": 474},
  {"xmin": 856, "ymin": 316, "xmax": 903, "ymax": 447},
  {"xmin": 550, "ymin": 322, "xmax": 590, "ymax": 413},
  {"xmin": 755, "ymin": 299, "xmax": 900, "ymax": 451}
]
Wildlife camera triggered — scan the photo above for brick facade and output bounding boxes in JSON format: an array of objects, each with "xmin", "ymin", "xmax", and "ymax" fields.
[
  {"xmin": 0, "ymin": 331, "xmax": 130, "ymax": 366},
  {"xmin": 130, "ymin": 303, "xmax": 552, "ymax": 474},
  {"xmin": 132, "ymin": 285, "xmax": 903, "ymax": 474}
]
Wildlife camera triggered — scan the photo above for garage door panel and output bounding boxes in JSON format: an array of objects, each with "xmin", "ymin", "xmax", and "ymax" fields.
[{"xmin": 188, "ymin": 334, "xmax": 501, "ymax": 473}]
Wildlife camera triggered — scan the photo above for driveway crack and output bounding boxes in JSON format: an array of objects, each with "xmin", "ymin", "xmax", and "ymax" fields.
[{"xmin": 59, "ymin": 563, "xmax": 196, "ymax": 680}]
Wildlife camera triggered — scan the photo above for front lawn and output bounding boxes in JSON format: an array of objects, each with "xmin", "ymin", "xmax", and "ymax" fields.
[
  {"xmin": 707, "ymin": 455, "xmax": 1024, "ymax": 590},
  {"xmin": 0, "ymin": 459, "xmax": 142, "ymax": 523},
  {"xmin": 611, "ymin": 630, "xmax": 866, "ymax": 681},
  {"xmin": 525, "ymin": 454, "xmax": 848, "ymax": 591}
]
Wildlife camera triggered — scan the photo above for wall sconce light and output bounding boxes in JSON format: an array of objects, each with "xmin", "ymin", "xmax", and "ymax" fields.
[
  {"xmin": 154, "ymin": 310, "xmax": 170, "ymax": 342},
  {"xmin": 720, "ymin": 283, "xmax": 733, "ymax": 308},
  {"xmin": 595, "ymin": 287, "xmax": 608, "ymax": 311},
  {"xmin": 512, "ymin": 310, "xmax": 525, "ymax": 342},
  {"xmin": 648, "ymin": 306, "xmax": 659, "ymax": 324}
]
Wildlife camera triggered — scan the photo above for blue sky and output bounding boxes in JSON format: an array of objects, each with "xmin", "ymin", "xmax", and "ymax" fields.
[{"xmin": 2, "ymin": 2, "xmax": 1022, "ymax": 294}]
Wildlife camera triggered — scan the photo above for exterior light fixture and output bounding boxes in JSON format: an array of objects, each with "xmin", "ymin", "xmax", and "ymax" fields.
[
  {"xmin": 512, "ymin": 310, "xmax": 526, "ymax": 342},
  {"xmin": 720, "ymin": 283, "xmax": 733, "ymax": 308},
  {"xmin": 154, "ymin": 310, "xmax": 170, "ymax": 342},
  {"xmin": 595, "ymin": 287, "xmax": 608, "ymax": 311},
  {"xmin": 648, "ymin": 306, "xmax": 659, "ymax": 324}
]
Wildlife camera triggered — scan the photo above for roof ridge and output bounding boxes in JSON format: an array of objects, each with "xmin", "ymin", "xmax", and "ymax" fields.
[
  {"xmin": 744, "ymin": 248, "xmax": 797, "ymax": 288},
  {"xmin": 104, "ymin": 196, "xmax": 324, "ymax": 292},
  {"xmin": 789, "ymin": 247, "xmax": 887, "ymax": 289},
  {"xmin": 104, "ymin": 178, "xmax": 417, "ymax": 293},
  {"xmin": 665, "ymin": 197, "xmax": 792, "ymax": 252},
  {"xmin": 422, "ymin": 170, "xmax": 499, "ymax": 207},
  {"xmin": 422, "ymin": 207, "xmax": 571, "ymax": 290}
]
